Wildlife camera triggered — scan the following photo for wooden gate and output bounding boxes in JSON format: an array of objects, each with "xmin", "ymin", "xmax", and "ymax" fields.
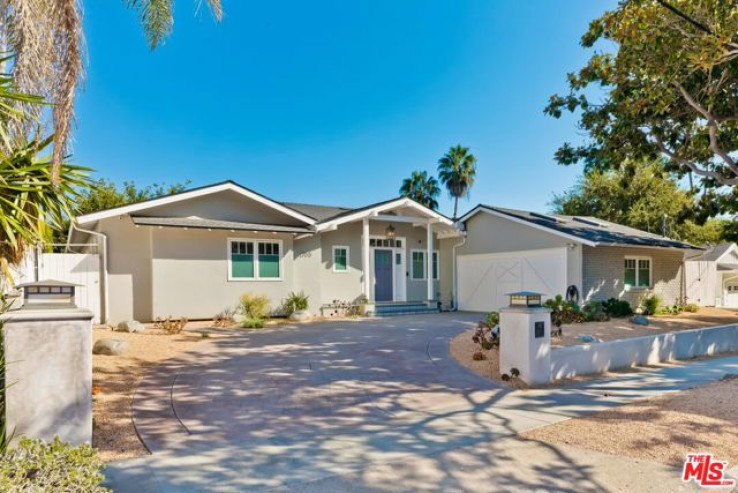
[{"xmin": 37, "ymin": 251, "xmax": 101, "ymax": 323}]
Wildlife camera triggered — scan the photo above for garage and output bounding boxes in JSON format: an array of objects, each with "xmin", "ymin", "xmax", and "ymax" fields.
[{"xmin": 457, "ymin": 247, "xmax": 568, "ymax": 312}]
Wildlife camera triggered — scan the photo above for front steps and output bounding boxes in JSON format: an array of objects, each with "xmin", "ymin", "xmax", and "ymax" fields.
[{"xmin": 369, "ymin": 302, "xmax": 440, "ymax": 317}]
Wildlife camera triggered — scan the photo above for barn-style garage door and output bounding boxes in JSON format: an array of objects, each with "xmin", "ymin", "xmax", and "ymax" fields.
[{"xmin": 457, "ymin": 247, "xmax": 568, "ymax": 312}]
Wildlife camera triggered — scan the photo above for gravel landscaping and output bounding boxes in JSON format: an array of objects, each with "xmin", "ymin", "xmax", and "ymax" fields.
[
  {"xmin": 92, "ymin": 323, "xmax": 226, "ymax": 462},
  {"xmin": 522, "ymin": 376, "xmax": 738, "ymax": 467},
  {"xmin": 556, "ymin": 307, "xmax": 738, "ymax": 346}
]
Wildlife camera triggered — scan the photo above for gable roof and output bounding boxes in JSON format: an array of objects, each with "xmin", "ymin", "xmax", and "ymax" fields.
[
  {"xmin": 130, "ymin": 216, "xmax": 312, "ymax": 234},
  {"xmin": 459, "ymin": 205, "xmax": 701, "ymax": 250},
  {"xmin": 75, "ymin": 181, "xmax": 317, "ymax": 225},
  {"xmin": 686, "ymin": 243, "xmax": 738, "ymax": 262}
]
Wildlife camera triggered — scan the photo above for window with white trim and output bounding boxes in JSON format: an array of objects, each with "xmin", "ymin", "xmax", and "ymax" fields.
[
  {"xmin": 228, "ymin": 239, "xmax": 282, "ymax": 280},
  {"xmin": 411, "ymin": 250, "xmax": 439, "ymax": 280},
  {"xmin": 333, "ymin": 246, "xmax": 349, "ymax": 272},
  {"xmin": 624, "ymin": 256, "xmax": 650, "ymax": 288}
]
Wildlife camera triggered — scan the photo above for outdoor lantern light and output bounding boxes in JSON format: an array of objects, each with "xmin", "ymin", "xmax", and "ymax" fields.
[
  {"xmin": 385, "ymin": 224, "xmax": 396, "ymax": 239},
  {"xmin": 17, "ymin": 279, "xmax": 79, "ymax": 310},
  {"xmin": 507, "ymin": 291, "xmax": 544, "ymax": 308}
]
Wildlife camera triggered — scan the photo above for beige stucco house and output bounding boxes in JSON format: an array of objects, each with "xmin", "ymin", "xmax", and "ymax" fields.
[
  {"xmin": 69, "ymin": 181, "xmax": 461, "ymax": 323},
  {"xmin": 66, "ymin": 182, "xmax": 702, "ymax": 324}
]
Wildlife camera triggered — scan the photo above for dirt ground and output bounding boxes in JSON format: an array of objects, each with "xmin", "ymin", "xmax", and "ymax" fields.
[
  {"xmin": 448, "ymin": 329, "xmax": 528, "ymax": 388},
  {"xmin": 522, "ymin": 377, "xmax": 738, "ymax": 467},
  {"xmin": 92, "ymin": 322, "xmax": 226, "ymax": 462},
  {"xmin": 556, "ymin": 306, "xmax": 738, "ymax": 346}
]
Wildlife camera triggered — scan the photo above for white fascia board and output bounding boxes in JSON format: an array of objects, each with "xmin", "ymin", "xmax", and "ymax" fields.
[
  {"xmin": 76, "ymin": 182, "xmax": 316, "ymax": 225},
  {"xmin": 316, "ymin": 198, "xmax": 453, "ymax": 232},
  {"xmin": 713, "ymin": 243, "xmax": 738, "ymax": 263},
  {"xmin": 464, "ymin": 206, "xmax": 596, "ymax": 247}
]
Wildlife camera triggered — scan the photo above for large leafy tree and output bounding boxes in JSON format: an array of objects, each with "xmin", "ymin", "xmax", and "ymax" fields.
[
  {"xmin": 551, "ymin": 160, "xmax": 730, "ymax": 245},
  {"xmin": 399, "ymin": 170, "xmax": 440, "ymax": 210},
  {"xmin": 546, "ymin": 0, "xmax": 738, "ymax": 216},
  {"xmin": 437, "ymin": 145, "xmax": 477, "ymax": 220},
  {"xmin": 2, "ymin": 0, "xmax": 223, "ymax": 182}
]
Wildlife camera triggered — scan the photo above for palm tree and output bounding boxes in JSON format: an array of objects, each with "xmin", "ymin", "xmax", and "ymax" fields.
[
  {"xmin": 2, "ymin": 0, "xmax": 223, "ymax": 183},
  {"xmin": 437, "ymin": 145, "xmax": 477, "ymax": 220},
  {"xmin": 399, "ymin": 170, "xmax": 440, "ymax": 210}
]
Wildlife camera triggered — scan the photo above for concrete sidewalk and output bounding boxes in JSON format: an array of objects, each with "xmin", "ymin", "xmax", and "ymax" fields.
[{"xmin": 104, "ymin": 315, "xmax": 736, "ymax": 492}]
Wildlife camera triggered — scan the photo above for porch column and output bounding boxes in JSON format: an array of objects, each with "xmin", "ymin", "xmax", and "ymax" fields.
[
  {"xmin": 362, "ymin": 217, "xmax": 370, "ymax": 299},
  {"xmin": 427, "ymin": 219, "xmax": 433, "ymax": 301}
]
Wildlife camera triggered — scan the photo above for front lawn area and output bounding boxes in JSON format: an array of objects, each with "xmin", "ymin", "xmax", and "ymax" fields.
[
  {"xmin": 521, "ymin": 376, "xmax": 738, "ymax": 467},
  {"xmin": 556, "ymin": 307, "xmax": 738, "ymax": 347}
]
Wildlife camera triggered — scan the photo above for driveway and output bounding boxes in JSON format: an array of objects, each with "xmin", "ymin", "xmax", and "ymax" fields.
[{"xmin": 105, "ymin": 313, "xmax": 724, "ymax": 492}]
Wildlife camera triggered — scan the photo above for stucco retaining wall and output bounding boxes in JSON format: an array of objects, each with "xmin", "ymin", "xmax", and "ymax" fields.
[{"xmin": 550, "ymin": 324, "xmax": 738, "ymax": 380}]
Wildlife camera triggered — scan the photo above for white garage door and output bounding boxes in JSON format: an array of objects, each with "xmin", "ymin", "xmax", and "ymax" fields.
[
  {"xmin": 458, "ymin": 247, "xmax": 568, "ymax": 312},
  {"xmin": 724, "ymin": 282, "xmax": 738, "ymax": 308}
]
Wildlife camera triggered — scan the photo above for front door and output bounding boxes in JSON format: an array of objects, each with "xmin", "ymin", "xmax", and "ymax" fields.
[{"xmin": 374, "ymin": 249, "xmax": 394, "ymax": 301}]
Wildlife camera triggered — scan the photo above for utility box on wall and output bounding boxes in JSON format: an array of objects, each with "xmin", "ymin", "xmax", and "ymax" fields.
[
  {"xmin": 2, "ymin": 280, "xmax": 93, "ymax": 446},
  {"xmin": 499, "ymin": 292, "xmax": 552, "ymax": 386}
]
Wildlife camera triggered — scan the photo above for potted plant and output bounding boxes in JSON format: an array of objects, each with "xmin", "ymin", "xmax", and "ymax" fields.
[{"xmin": 285, "ymin": 291, "xmax": 310, "ymax": 322}]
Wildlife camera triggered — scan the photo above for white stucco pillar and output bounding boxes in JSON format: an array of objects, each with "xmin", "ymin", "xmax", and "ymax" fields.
[
  {"xmin": 362, "ymin": 217, "xmax": 370, "ymax": 299},
  {"xmin": 427, "ymin": 220, "xmax": 433, "ymax": 301}
]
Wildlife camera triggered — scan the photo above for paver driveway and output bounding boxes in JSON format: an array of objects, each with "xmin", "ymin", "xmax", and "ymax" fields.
[{"xmin": 105, "ymin": 313, "xmax": 714, "ymax": 492}]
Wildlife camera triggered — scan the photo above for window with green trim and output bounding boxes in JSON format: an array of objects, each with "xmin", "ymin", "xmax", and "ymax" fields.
[
  {"xmin": 412, "ymin": 251, "xmax": 425, "ymax": 280},
  {"xmin": 258, "ymin": 242, "xmax": 281, "ymax": 278},
  {"xmin": 624, "ymin": 256, "xmax": 650, "ymax": 288},
  {"xmin": 432, "ymin": 251, "xmax": 439, "ymax": 280},
  {"xmin": 231, "ymin": 241, "xmax": 254, "ymax": 279},
  {"xmin": 333, "ymin": 246, "xmax": 348, "ymax": 272}
]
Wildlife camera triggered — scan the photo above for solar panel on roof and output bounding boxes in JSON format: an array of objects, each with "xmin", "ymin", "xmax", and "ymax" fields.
[
  {"xmin": 573, "ymin": 217, "xmax": 609, "ymax": 228},
  {"xmin": 529, "ymin": 212, "xmax": 561, "ymax": 223}
]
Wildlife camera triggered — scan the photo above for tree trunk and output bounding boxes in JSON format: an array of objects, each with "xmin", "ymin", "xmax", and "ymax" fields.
[{"xmin": 453, "ymin": 197, "xmax": 459, "ymax": 221}]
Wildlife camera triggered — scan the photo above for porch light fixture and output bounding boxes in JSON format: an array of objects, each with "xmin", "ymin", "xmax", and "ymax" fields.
[
  {"xmin": 507, "ymin": 291, "xmax": 543, "ymax": 308},
  {"xmin": 385, "ymin": 225, "xmax": 396, "ymax": 239}
]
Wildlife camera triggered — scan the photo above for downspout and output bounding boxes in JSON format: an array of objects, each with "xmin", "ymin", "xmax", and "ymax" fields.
[
  {"xmin": 451, "ymin": 232, "xmax": 467, "ymax": 311},
  {"xmin": 70, "ymin": 222, "xmax": 109, "ymax": 324}
]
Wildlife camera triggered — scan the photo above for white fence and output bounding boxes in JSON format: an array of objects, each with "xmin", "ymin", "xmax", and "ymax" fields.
[{"xmin": 550, "ymin": 324, "xmax": 738, "ymax": 380}]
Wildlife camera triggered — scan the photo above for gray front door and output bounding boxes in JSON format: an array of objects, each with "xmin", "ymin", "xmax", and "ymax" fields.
[{"xmin": 374, "ymin": 249, "xmax": 393, "ymax": 302}]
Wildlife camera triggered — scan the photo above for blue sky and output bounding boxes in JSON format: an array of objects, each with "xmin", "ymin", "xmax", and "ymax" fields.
[{"xmin": 75, "ymin": 0, "xmax": 617, "ymax": 217}]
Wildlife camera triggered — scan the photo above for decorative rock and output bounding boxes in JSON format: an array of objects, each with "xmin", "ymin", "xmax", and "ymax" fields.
[
  {"xmin": 93, "ymin": 338, "xmax": 129, "ymax": 356},
  {"xmin": 289, "ymin": 310, "xmax": 311, "ymax": 322},
  {"xmin": 577, "ymin": 334, "xmax": 601, "ymax": 343},
  {"xmin": 631, "ymin": 315, "xmax": 650, "ymax": 326},
  {"xmin": 116, "ymin": 320, "xmax": 144, "ymax": 333}
]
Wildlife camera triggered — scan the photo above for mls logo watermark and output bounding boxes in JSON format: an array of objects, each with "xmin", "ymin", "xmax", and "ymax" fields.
[{"xmin": 682, "ymin": 454, "xmax": 736, "ymax": 488}]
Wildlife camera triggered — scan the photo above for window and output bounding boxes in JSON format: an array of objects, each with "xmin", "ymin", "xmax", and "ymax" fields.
[
  {"xmin": 624, "ymin": 256, "xmax": 650, "ymax": 288},
  {"xmin": 411, "ymin": 250, "xmax": 440, "ymax": 280},
  {"xmin": 369, "ymin": 238, "xmax": 402, "ymax": 248},
  {"xmin": 411, "ymin": 251, "xmax": 425, "ymax": 280},
  {"xmin": 333, "ymin": 246, "xmax": 349, "ymax": 272},
  {"xmin": 228, "ymin": 239, "xmax": 282, "ymax": 280}
]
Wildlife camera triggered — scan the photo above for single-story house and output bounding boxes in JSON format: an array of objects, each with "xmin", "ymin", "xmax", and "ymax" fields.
[
  {"xmin": 685, "ymin": 243, "xmax": 738, "ymax": 307},
  {"xmin": 68, "ymin": 181, "xmax": 461, "ymax": 323},
  {"xmin": 454, "ymin": 205, "xmax": 701, "ymax": 312},
  {"xmin": 65, "ymin": 182, "xmax": 702, "ymax": 323}
]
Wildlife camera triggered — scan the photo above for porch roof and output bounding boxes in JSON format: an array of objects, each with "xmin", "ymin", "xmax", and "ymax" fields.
[{"xmin": 130, "ymin": 216, "xmax": 312, "ymax": 234}]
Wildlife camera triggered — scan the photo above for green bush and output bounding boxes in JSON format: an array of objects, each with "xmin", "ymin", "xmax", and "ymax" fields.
[
  {"xmin": 239, "ymin": 293, "xmax": 270, "ymax": 319},
  {"xmin": 241, "ymin": 317, "xmax": 265, "ymax": 329},
  {"xmin": 582, "ymin": 300, "xmax": 609, "ymax": 322},
  {"xmin": 483, "ymin": 312, "xmax": 500, "ymax": 329},
  {"xmin": 602, "ymin": 298, "xmax": 633, "ymax": 317},
  {"xmin": 684, "ymin": 303, "xmax": 700, "ymax": 313},
  {"xmin": 641, "ymin": 294, "xmax": 662, "ymax": 316},
  {"xmin": 545, "ymin": 295, "xmax": 585, "ymax": 325},
  {"xmin": 283, "ymin": 291, "xmax": 309, "ymax": 315},
  {"xmin": 0, "ymin": 437, "xmax": 108, "ymax": 492}
]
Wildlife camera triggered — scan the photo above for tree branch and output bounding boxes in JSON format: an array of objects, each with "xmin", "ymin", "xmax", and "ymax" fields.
[{"xmin": 651, "ymin": 133, "xmax": 738, "ymax": 186}]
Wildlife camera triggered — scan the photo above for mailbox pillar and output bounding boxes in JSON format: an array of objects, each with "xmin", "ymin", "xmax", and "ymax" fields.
[
  {"xmin": 2, "ymin": 280, "xmax": 93, "ymax": 445},
  {"xmin": 499, "ymin": 292, "xmax": 552, "ymax": 386}
]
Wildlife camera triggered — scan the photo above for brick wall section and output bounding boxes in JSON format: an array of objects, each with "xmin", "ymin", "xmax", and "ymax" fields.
[{"xmin": 582, "ymin": 246, "xmax": 684, "ymax": 307}]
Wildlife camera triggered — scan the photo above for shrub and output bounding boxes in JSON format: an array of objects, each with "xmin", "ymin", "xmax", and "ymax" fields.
[
  {"xmin": 545, "ymin": 295, "xmax": 585, "ymax": 327},
  {"xmin": 641, "ymin": 295, "xmax": 662, "ymax": 316},
  {"xmin": 483, "ymin": 312, "xmax": 500, "ymax": 329},
  {"xmin": 241, "ymin": 317, "xmax": 266, "ymax": 329},
  {"xmin": 154, "ymin": 316, "xmax": 188, "ymax": 334},
  {"xmin": 239, "ymin": 293, "xmax": 270, "ymax": 319},
  {"xmin": 283, "ymin": 291, "xmax": 309, "ymax": 315},
  {"xmin": 0, "ymin": 437, "xmax": 108, "ymax": 492},
  {"xmin": 213, "ymin": 309, "xmax": 235, "ymax": 328},
  {"xmin": 684, "ymin": 303, "xmax": 700, "ymax": 313},
  {"xmin": 582, "ymin": 300, "xmax": 609, "ymax": 322},
  {"xmin": 602, "ymin": 298, "xmax": 633, "ymax": 317},
  {"xmin": 472, "ymin": 350, "xmax": 486, "ymax": 361}
]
